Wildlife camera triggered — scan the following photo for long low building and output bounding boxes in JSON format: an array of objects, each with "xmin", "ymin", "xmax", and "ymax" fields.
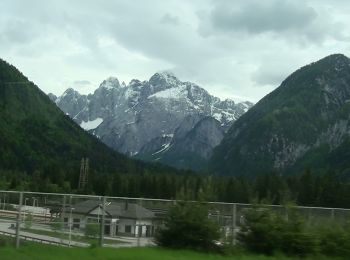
[{"xmin": 63, "ymin": 200, "xmax": 156, "ymax": 237}]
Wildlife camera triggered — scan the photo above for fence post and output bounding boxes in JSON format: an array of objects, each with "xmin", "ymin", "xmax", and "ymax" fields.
[
  {"xmin": 99, "ymin": 196, "xmax": 106, "ymax": 247},
  {"xmin": 68, "ymin": 195, "xmax": 72, "ymax": 247},
  {"xmin": 232, "ymin": 203, "xmax": 237, "ymax": 246},
  {"xmin": 331, "ymin": 208, "xmax": 335, "ymax": 220},
  {"xmin": 15, "ymin": 192, "xmax": 23, "ymax": 249},
  {"xmin": 137, "ymin": 224, "xmax": 141, "ymax": 247},
  {"xmin": 308, "ymin": 208, "xmax": 312, "ymax": 224},
  {"xmin": 61, "ymin": 195, "xmax": 66, "ymax": 224},
  {"xmin": 61, "ymin": 195, "xmax": 66, "ymax": 242}
]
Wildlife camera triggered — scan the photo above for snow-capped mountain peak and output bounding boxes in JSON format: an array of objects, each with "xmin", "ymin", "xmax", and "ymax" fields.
[
  {"xmin": 53, "ymin": 72, "xmax": 254, "ymax": 171},
  {"xmin": 56, "ymin": 87, "xmax": 81, "ymax": 104},
  {"xmin": 99, "ymin": 77, "xmax": 121, "ymax": 90},
  {"xmin": 149, "ymin": 71, "xmax": 181, "ymax": 91}
]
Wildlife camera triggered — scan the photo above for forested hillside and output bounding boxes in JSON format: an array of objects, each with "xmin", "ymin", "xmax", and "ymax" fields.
[
  {"xmin": 0, "ymin": 58, "xmax": 184, "ymax": 191},
  {"xmin": 210, "ymin": 54, "xmax": 350, "ymax": 177},
  {"xmin": 1, "ymin": 58, "xmax": 350, "ymax": 209}
]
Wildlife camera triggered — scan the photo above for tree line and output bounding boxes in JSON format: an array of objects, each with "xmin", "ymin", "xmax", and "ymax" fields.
[{"xmin": 0, "ymin": 168, "xmax": 349, "ymax": 208}]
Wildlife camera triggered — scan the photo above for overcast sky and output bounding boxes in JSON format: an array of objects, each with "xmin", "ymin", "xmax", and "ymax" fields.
[{"xmin": 1, "ymin": 0, "xmax": 350, "ymax": 102}]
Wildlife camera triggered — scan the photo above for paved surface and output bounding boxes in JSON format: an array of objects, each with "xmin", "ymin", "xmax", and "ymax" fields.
[
  {"xmin": 0, "ymin": 221, "xmax": 88, "ymax": 247},
  {"xmin": 0, "ymin": 217, "xmax": 154, "ymax": 248}
]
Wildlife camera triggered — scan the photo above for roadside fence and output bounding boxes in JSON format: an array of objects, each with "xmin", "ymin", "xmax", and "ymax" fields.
[{"xmin": 0, "ymin": 190, "xmax": 349, "ymax": 248}]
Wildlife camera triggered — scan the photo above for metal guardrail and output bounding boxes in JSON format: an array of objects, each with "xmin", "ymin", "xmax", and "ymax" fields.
[{"xmin": 0, "ymin": 230, "xmax": 74, "ymax": 247}]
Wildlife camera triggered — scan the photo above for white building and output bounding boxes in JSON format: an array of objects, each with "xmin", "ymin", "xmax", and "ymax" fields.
[{"xmin": 64, "ymin": 200, "xmax": 155, "ymax": 237}]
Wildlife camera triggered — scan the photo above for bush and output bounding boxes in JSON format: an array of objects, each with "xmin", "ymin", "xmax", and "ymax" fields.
[
  {"xmin": 0, "ymin": 237, "xmax": 8, "ymax": 247},
  {"xmin": 238, "ymin": 206, "xmax": 318, "ymax": 256},
  {"xmin": 155, "ymin": 201, "xmax": 220, "ymax": 252},
  {"xmin": 24, "ymin": 213, "xmax": 33, "ymax": 229},
  {"xmin": 50, "ymin": 218, "xmax": 63, "ymax": 231},
  {"xmin": 316, "ymin": 224, "xmax": 350, "ymax": 257},
  {"xmin": 85, "ymin": 223, "xmax": 100, "ymax": 238}
]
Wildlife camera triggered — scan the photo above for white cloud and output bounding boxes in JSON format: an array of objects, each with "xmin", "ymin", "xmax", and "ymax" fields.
[{"xmin": 0, "ymin": 0, "xmax": 350, "ymax": 102}]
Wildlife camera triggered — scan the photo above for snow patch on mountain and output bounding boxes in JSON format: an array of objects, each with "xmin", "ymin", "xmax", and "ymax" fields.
[
  {"xmin": 80, "ymin": 117, "xmax": 103, "ymax": 130},
  {"xmin": 152, "ymin": 142, "xmax": 172, "ymax": 155},
  {"xmin": 148, "ymin": 85, "xmax": 187, "ymax": 99},
  {"xmin": 212, "ymin": 113, "xmax": 222, "ymax": 121},
  {"xmin": 99, "ymin": 77, "xmax": 120, "ymax": 90}
]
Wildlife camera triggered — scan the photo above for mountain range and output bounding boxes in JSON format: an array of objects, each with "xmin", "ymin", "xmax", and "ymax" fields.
[
  {"xmin": 50, "ymin": 72, "xmax": 253, "ymax": 170},
  {"xmin": 2, "ymin": 54, "xmax": 349, "ymax": 207},
  {"xmin": 2, "ymin": 53, "xmax": 350, "ymax": 181},
  {"xmin": 210, "ymin": 54, "xmax": 350, "ymax": 176},
  {"xmin": 0, "ymin": 58, "xmax": 181, "ymax": 181}
]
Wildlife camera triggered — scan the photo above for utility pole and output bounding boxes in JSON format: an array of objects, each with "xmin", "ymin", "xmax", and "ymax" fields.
[
  {"xmin": 78, "ymin": 158, "xmax": 84, "ymax": 190},
  {"xmin": 84, "ymin": 158, "xmax": 89, "ymax": 186},
  {"xmin": 99, "ymin": 197, "xmax": 106, "ymax": 247},
  {"xmin": 78, "ymin": 158, "xmax": 89, "ymax": 190},
  {"xmin": 16, "ymin": 192, "xmax": 23, "ymax": 249}
]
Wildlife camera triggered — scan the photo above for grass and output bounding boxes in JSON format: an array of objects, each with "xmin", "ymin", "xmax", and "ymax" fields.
[
  {"xmin": 0, "ymin": 242, "xmax": 340, "ymax": 260},
  {"xmin": 0, "ymin": 244, "xmax": 279, "ymax": 260}
]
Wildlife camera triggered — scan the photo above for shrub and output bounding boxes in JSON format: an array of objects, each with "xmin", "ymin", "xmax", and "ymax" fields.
[
  {"xmin": 316, "ymin": 224, "xmax": 350, "ymax": 257},
  {"xmin": 237, "ymin": 206, "xmax": 318, "ymax": 256},
  {"xmin": 0, "ymin": 237, "xmax": 8, "ymax": 247},
  {"xmin": 85, "ymin": 223, "xmax": 100, "ymax": 238},
  {"xmin": 24, "ymin": 213, "xmax": 33, "ymax": 229},
  {"xmin": 50, "ymin": 218, "xmax": 63, "ymax": 231},
  {"xmin": 155, "ymin": 201, "xmax": 220, "ymax": 252}
]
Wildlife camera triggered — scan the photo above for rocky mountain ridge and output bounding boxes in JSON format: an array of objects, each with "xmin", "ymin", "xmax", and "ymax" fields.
[
  {"xmin": 210, "ymin": 54, "xmax": 350, "ymax": 176},
  {"xmin": 51, "ymin": 72, "xmax": 253, "ymax": 170}
]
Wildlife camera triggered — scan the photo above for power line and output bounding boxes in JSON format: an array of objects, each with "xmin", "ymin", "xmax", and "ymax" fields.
[{"xmin": 1, "ymin": 81, "xmax": 32, "ymax": 85}]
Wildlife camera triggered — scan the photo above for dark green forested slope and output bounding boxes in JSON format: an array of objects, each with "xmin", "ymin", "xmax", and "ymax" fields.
[
  {"xmin": 210, "ymin": 54, "xmax": 350, "ymax": 176},
  {"xmin": 1, "ymin": 59, "xmax": 350, "ymax": 207},
  {"xmin": 0, "ymin": 59, "xmax": 182, "ymax": 185}
]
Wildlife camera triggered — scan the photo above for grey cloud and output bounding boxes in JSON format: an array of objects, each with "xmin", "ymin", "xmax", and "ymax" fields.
[
  {"xmin": 74, "ymin": 80, "xmax": 91, "ymax": 85},
  {"xmin": 2, "ymin": 20, "xmax": 32, "ymax": 43},
  {"xmin": 199, "ymin": 0, "xmax": 343, "ymax": 44},
  {"xmin": 0, "ymin": 18, "xmax": 43, "ymax": 48},
  {"xmin": 251, "ymin": 55, "xmax": 304, "ymax": 87},
  {"xmin": 160, "ymin": 14, "xmax": 180, "ymax": 26},
  {"xmin": 97, "ymin": 4, "xmax": 225, "ymax": 69},
  {"xmin": 1, "ymin": 0, "xmax": 350, "ymax": 102},
  {"xmin": 252, "ymin": 67, "xmax": 287, "ymax": 86},
  {"xmin": 73, "ymin": 80, "xmax": 92, "ymax": 90},
  {"xmin": 211, "ymin": 0, "xmax": 316, "ymax": 34}
]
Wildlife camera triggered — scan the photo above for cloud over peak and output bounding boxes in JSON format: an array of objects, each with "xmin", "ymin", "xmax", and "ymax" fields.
[{"xmin": 1, "ymin": 0, "xmax": 349, "ymax": 102}]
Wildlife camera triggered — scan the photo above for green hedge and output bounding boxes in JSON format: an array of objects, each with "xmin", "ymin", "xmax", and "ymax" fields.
[
  {"xmin": 238, "ymin": 206, "xmax": 350, "ymax": 257},
  {"xmin": 155, "ymin": 201, "xmax": 220, "ymax": 252}
]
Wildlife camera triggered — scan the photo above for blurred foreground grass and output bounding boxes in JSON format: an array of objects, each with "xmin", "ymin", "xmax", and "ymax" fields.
[{"xmin": 0, "ymin": 242, "xmax": 339, "ymax": 260}]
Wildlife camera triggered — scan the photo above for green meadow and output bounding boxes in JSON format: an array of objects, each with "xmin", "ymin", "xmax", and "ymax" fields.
[{"xmin": 0, "ymin": 243, "xmax": 339, "ymax": 260}]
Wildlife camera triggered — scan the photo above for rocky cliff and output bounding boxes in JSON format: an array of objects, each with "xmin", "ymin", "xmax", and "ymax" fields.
[{"xmin": 52, "ymin": 72, "xmax": 253, "ymax": 170}]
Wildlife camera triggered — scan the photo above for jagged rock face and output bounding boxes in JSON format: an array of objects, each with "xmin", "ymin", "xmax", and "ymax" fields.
[
  {"xmin": 54, "ymin": 88, "xmax": 88, "ymax": 118},
  {"xmin": 137, "ymin": 116, "xmax": 225, "ymax": 170},
  {"xmin": 184, "ymin": 117, "xmax": 225, "ymax": 159},
  {"xmin": 53, "ymin": 72, "xmax": 253, "ymax": 170},
  {"xmin": 210, "ymin": 54, "xmax": 350, "ymax": 176},
  {"xmin": 48, "ymin": 93, "xmax": 57, "ymax": 102}
]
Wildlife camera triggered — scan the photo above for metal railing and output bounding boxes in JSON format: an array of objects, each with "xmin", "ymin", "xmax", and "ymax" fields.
[{"xmin": 0, "ymin": 190, "xmax": 349, "ymax": 249}]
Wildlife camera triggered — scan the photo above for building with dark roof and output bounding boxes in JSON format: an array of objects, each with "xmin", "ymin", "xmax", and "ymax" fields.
[{"xmin": 64, "ymin": 200, "xmax": 155, "ymax": 237}]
